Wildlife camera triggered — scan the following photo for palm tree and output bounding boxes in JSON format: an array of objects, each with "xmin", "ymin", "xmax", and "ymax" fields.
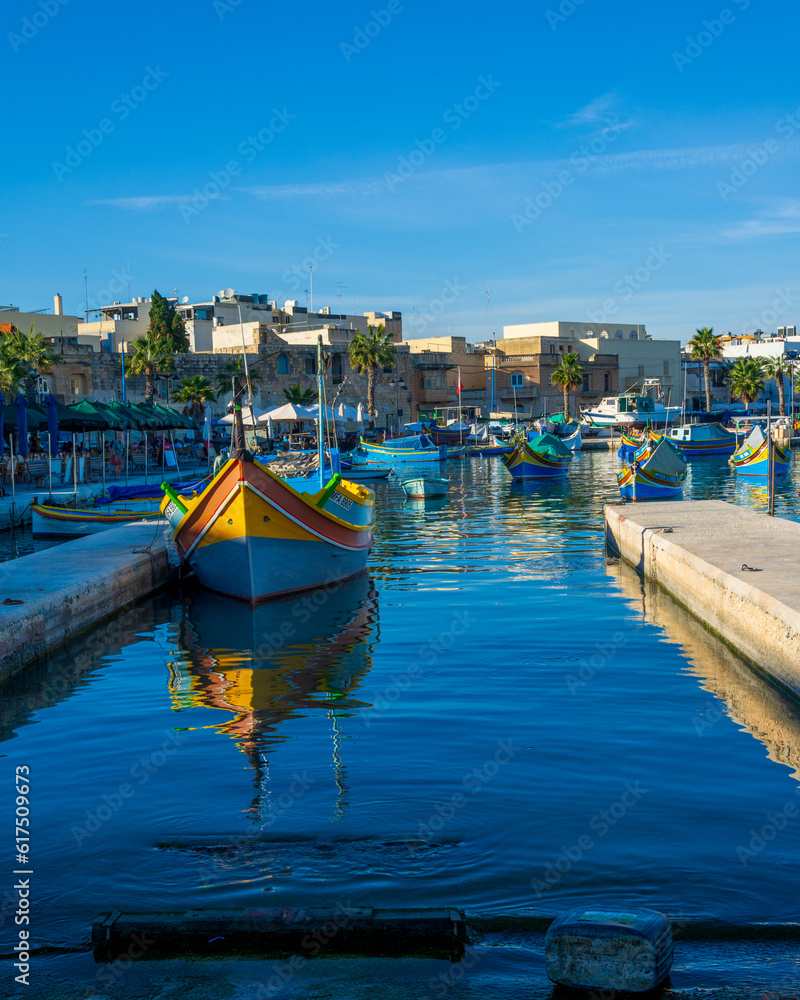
[
  {"xmin": 0, "ymin": 355, "xmax": 26, "ymax": 397},
  {"xmin": 728, "ymin": 357, "xmax": 765, "ymax": 408},
  {"xmin": 348, "ymin": 324, "xmax": 397, "ymax": 419},
  {"xmin": 0, "ymin": 324, "xmax": 58, "ymax": 403},
  {"xmin": 214, "ymin": 356, "xmax": 262, "ymax": 397},
  {"xmin": 761, "ymin": 356, "xmax": 792, "ymax": 416},
  {"xmin": 173, "ymin": 375, "xmax": 217, "ymax": 420},
  {"xmin": 687, "ymin": 327, "xmax": 723, "ymax": 413},
  {"xmin": 127, "ymin": 333, "xmax": 175, "ymax": 403},
  {"xmin": 282, "ymin": 383, "xmax": 316, "ymax": 405},
  {"xmin": 550, "ymin": 351, "xmax": 584, "ymax": 419}
]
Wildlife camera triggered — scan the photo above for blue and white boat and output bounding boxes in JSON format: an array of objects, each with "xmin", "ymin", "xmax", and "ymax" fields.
[
  {"xmin": 730, "ymin": 425, "xmax": 790, "ymax": 477},
  {"xmin": 618, "ymin": 436, "xmax": 687, "ymax": 500},
  {"xmin": 360, "ymin": 434, "xmax": 452, "ymax": 464},
  {"xmin": 668, "ymin": 423, "xmax": 736, "ymax": 457}
]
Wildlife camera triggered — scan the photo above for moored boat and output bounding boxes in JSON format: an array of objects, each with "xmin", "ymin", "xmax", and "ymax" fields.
[
  {"xmin": 422, "ymin": 420, "xmax": 470, "ymax": 445},
  {"xmin": 668, "ymin": 422, "xmax": 736, "ymax": 457},
  {"xmin": 617, "ymin": 436, "xmax": 687, "ymax": 500},
  {"xmin": 617, "ymin": 429, "xmax": 646, "ymax": 460},
  {"xmin": 400, "ymin": 476, "xmax": 449, "ymax": 499},
  {"xmin": 729, "ymin": 425, "xmax": 790, "ymax": 477},
  {"xmin": 582, "ymin": 381, "xmax": 680, "ymax": 429},
  {"xmin": 466, "ymin": 441, "xmax": 514, "ymax": 457},
  {"xmin": 501, "ymin": 433, "xmax": 573, "ymax": 480},
  {"xmin": 359, "ymin": 434, "xmax": 450, "ymax": 464},
  {"xmin": 31, "ymin": 503, "xmax": 164, "ymax": 538}
]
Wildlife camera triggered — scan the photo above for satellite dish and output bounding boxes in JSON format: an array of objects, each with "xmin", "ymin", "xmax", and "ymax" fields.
[
  {"xmin": 181, "ymin": 296, "xmax": 189, "ymax": 304},
  {"xmin": 223, "ymin": 287, "xmax": 236, "ymax": 299}
]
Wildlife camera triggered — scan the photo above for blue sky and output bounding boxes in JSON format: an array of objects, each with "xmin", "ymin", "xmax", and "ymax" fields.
[{"xmin": 2, "ymin": 0, "xmax": 798, "ymax": 343}]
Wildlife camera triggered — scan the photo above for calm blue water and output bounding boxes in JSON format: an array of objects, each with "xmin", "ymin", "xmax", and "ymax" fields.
[{"xmin": 2, "ymin": 450, "xmax": 800, "ymax": 951}]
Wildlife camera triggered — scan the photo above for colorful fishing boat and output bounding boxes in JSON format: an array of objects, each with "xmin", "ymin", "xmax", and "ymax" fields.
[
  {"xmin": 466, "ymin": 441, "xmax": 514, "ymax": 457},
  {"xmin": 162, "ymin": 447, "xmax": 374, "ymax": 603},
  {"xmin": 359, "ymin": 434, "xmax": 449, "ymax": 464},
  {"xmin": 31, "ymin": 480, "xmax": 209, "ymax": 538},
  {"xmin": 501, "ymin": 433, "xmax": 573, "ymax": 480},
  {"xmin": 617, "ymin": 436, "xmax": 687, "ymax": 500},
  {"xmin": 617, "ymin": 429, "xmax": 646, "ymax": 460},
  {"xmin": 422, "ymin": 420, "xmax": 470, "ymax": 445},
  {"xmin": 401, "ymin": 476, "xmax": 449, "ymax": 499},
  {"xmin": 668, "ymin": 423, "xmax": 737, "ymax": 457},
  {"xmin": 31, "ymin": 503, "xmax": 164, "ymax": 538},
  {"xmin": 729, "ymin": 425, "xmax": 790, "ymax": 477}
]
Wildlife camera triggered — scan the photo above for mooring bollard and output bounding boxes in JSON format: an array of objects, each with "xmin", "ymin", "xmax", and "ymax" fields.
[{"xmin": 545, "ymin": 906, "xmax": 673, "ymax": 993}]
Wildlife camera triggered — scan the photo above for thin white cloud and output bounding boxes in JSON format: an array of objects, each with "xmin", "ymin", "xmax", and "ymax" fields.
[
  {"xmin": 724, "ymin": 200, "xmax": 800, "ymax": 240},
  {"xmin": 88, "ymin": 194, "xmax": 201, "ymax": 210}
]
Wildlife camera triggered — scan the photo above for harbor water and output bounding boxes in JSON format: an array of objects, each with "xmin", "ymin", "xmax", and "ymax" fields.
[{"xmin": 2, "ymin": 451, "xmax": 800, "ymax": 951}]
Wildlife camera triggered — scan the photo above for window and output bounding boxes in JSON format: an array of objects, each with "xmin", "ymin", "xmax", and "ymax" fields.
[
  {"xmin": 332, "ymin": 354, "xmax": 343, "ymax": 376},
  {"xmin": 582, "ymin": 375, "xmax": 589, "ymax": 392},
  {"xmin": 419, "ymin": 376, "xmax": 424, "ymax": 389},
  {"xmin": 629, "ymin": 331, "xmax": 637, "ymax": 340},
  {"xmin": 638, "ymin": 365, "xmax": 645, "ymax": 377},
  {"xmin": 550, "ymin": 345, "xmax": 555, "ymax": 354},
  {"xmin": 510, "ymin": 373, "xmax": 523, "ymax": 388},
  {"xmin": 615, "ymin": 330, "xmax": 623, "ymax": 339},
  {"xmin": 427, "ymin": 378, "xmax": 432, "ymax": 388},
  {"xmin": 604, "ymin": 373, "xmax": 610, "ymax": 391},
  {"xmin": 277, "ymin": 354, "xmax": 289, "ymax": 374},
  {"xmin": 304, "ymin": 356, "xmax": 316, "ymax": 375},
  {"xmin": 559, "ymin": 344, "xmax": 566, "ymax": 352},
  {"xmin": 663, "ymin": 360, "xmax": 670, "ymax": 376},
  {"xmin": 70, "ymin": 374, "xmax": 87, "ymax": 395}
]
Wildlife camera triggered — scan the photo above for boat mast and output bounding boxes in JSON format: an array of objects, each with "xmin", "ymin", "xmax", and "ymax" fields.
[{"xmin": 317, "ymin": 334, "xmax": 325, "ymax": 489}]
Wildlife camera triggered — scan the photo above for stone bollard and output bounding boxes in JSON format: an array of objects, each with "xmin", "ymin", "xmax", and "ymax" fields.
[{"xmin": 545, "ymin": 906, "xmax": 673, "ymax": 993}]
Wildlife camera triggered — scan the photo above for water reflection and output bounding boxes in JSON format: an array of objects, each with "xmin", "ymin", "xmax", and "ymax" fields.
[
  {"xmin": 607, "ymin": 556, "xmax": 800, "ymax": 781},
  {"xmin": 168, "ymin": 572, "xmax": 379, "ymax": 820}
]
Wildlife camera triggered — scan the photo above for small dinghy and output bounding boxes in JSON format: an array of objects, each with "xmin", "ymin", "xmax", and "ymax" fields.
[{"xmin": 400, "ymin": 476, "xmax": 449, "ymax": 499}]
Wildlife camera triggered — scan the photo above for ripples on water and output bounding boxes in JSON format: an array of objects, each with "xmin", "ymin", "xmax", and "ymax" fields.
[{"xmin": 2, "ymin": 451, "xmax": 800, "ymax": 948}]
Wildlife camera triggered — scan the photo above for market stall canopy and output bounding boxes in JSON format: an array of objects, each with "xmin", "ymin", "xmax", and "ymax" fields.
[
  {"xmin": 257, "ymin": 403, "xmax": 317, "ymax": 423},
  {"xmin": 218, "ymin": 405, "xmax": 268, "ymax": 425}
]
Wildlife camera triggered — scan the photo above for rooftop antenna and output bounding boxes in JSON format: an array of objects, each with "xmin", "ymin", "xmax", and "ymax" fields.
[
  {"xmin": 82, "ymin": 269, "xmax": 89, "ymax": 322},
  {"xmin": 304, "ymin": 289, "xmax": 310, "ymax": 329},
  {"xmin": 309, "ymin": 265, "xmax": 313, "ymax": 316},
  {"xmin": 127, "ymin": 259, "xmax": 131, "ymax": 301},
  {"xmin": 336, "ymin": 281, "xmax": 347, "ymax": 318}
]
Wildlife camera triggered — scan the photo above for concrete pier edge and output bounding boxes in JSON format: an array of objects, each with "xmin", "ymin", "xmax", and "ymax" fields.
[
  {"xmin": 604, "ymin": 500, "xmax": 800, "ymax": 701},
  {"xmin": 0, "ymin": 521, "xmax": 176, "ymax": 682}
]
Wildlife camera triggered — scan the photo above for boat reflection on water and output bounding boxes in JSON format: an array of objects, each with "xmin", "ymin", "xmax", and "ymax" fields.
[{"xmin": 168, "ymin": 571, "xmax": 379, "ymax": 820}]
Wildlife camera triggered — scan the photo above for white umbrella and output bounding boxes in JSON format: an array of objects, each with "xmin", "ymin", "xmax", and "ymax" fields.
[
  {"xmin": 202, "ymin": 404, "xmax": 212, "ymax": 441},
  {"xmin": 267, "ymin": 416, "xmax": 274, "ymax": 440},
  {"xmin": 257, "ymin": 403, "xmax": 316, "ymax": 422},
  {"xmin": 336, "ymin": 402, "xmax": 359, "ymax": 421},
  {"xmin": 218, "ymin": 404, "xmax": 268, "ymax": 425},
  {"xmin": 356, "ymin": 402, "xmax": 364, "ymax": 432}
]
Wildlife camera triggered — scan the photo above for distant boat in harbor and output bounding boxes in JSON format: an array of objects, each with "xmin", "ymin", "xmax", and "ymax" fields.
[
  {"xmin": 401, "ymin": 476, "xmax": 449, "ymax": 499},
  {"xmin": 668, "ymin": 423, "xmax": 736, "ymax": 457},
  {"xmin": 617, "ymin": 436, "xmax": 686, "ymax": 500},
  {"xmin": 730, "ymin": 425, "xmax": 790, "ymax": 477},
  {"xmin": 360, "ymin": 434, "xmax": 461, "ymax": 464},
  {"xmin": 501, "ymin": 433, "xmax": 573, "ymax": 480},
  {"xmin": 582, "ymin": 380, "xmax": 680, "ymax": 429}
]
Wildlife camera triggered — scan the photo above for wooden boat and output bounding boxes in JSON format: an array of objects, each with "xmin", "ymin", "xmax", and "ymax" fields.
[
  {"xmin": 729, "ymin": 425, "xmax": 790, "ymax": 477},
  {"xmin": 618, "ymin": 436, "xmax": 687, "ymax": 500},
  {"xmin": 668, "ymin": 423, "xmax": 736, "ymax": 457},
  {"xmin": 466, "ymin": 442, "xmax": 514, "ymax": 457},
  {"xmin": 359, "ymin": 434, "xmax": 448, "ymax": 464},
  {"xmin": 401, "ymin": 476, "xmax": 449, "ymax": 499},
  {"xmin": 31, "ymin": 503, "xmax": 163, "ymax": 538},
  {"xmin": 422, "ymin": 420, "xmax": 470, "ymax": 445},
  {"xmin": 162, "ymin": 433, "xmax": 374, "ymax": 604},
  {"xmin": 560, "ymin": 424, "xmax": 582, "ymax": 451},
  {"xmin": 501, "ymin": 433, "xmax": 573, "ymax": 480},
  {"xmin": 31, "ymin": 480, "xmax": 208, "ymax": 538},
  {"xmin": 617, "ymin": 429, "xmax": 646, "ymax": 460}
]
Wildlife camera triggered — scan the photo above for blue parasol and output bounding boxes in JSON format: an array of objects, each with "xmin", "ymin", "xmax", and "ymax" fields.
[
  {"xmin": 0, "ymin": 389, "xmax": 4, "ymax": 458},
  {"xmin": 15, "ymin": 394, "xmax": 29, "ymax": 458},
  {"xmin": 45, "ymin": 392, "xmax": 59, "ymax": 455}
]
